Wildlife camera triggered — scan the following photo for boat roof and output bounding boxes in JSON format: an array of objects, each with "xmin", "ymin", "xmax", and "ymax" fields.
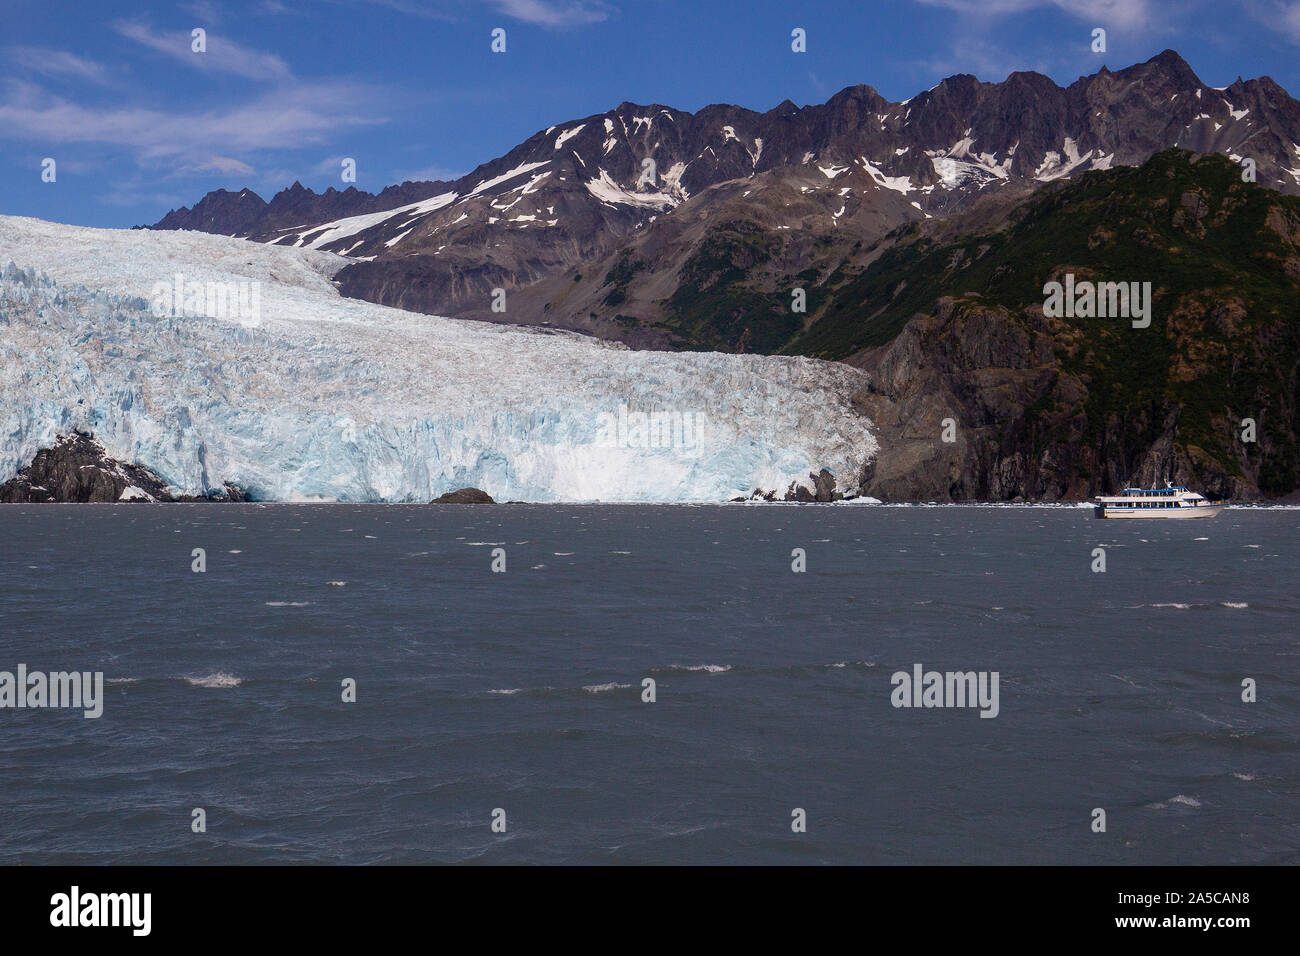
[{"xmin": 1119, "ymin": 486, "xmax": 1189, "ymax": 492}]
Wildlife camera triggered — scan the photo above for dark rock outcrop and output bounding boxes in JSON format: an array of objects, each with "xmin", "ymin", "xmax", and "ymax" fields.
[
  {"xmin": 431, "ymin": 487, "xmax": 495, "ymax": 504},
  {"xmin": 0, "ymin": 433, "xmax": 244, "ymax": 503},
  {"xmin": 782, "ymin": 468, "xmax": 840, "ymax": 502},
  {"xmin": 812, "ymin": 468, "xmax": 839, "ymax": 501}
]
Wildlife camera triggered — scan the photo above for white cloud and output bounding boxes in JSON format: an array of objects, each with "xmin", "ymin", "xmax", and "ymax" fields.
[
  {"xmin": 113, "ymin": 21, "xmax": 293, "ymax": 81},
  {"xmin": 489, "ymin": 0, "xmax": 612, "ymax": 26},
  {"xmin": 0, "ymin": 78, "xmax": 386, "ymax": 167},
  {"xmin": 914, "ymin": 0, "xmax": 1153, "ymax": 29},
  {"xmin": 190, "ymin": 156, "xmax": 257, "ymax": 175},
  {"xmin": 357, "ymin": 0, "xmax": 611, "ymax": 27},
  {"xmin": 9, "ymin": 47, "xmax": 109, "ymax": 84},
  {"xmin": 1246, "ymin": 1, "xmax": 1300, "ymax": 43}
]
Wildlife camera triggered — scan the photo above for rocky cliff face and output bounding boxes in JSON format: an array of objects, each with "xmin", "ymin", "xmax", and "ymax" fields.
[{"xmin": 0, "ymin": 433, "xmax": 245, "ymax": 503}]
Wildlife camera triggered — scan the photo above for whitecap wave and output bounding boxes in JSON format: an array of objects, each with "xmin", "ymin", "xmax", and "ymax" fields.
[
  {"xmin": 1150, "ymin": 794, "xmax": 1201, "ymax": 809},
  {"xmin": 582, "ymin": 682, "xmax": 632, "ymax": 693},
  {"xmin": 184, "ymin": 673, "xmax": 242, "ymax": 688}
]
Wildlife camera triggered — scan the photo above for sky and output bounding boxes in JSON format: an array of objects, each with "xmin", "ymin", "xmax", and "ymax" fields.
[{"xmin": 4, "ymin": 0, "xmax": 1300, "ymax": 228}]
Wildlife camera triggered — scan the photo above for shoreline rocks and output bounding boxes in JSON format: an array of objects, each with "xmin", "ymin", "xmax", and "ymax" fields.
[
  {"xmin": 0, "ymin": 432, "xmax": 246, "ymax": 503},
  {"xmin": 734, "ymin": 468, "xmax": 847, "ymax": 503},
  {"xmin": 430, "ymin": 487, "xmax": 495, "ymax": 504}
]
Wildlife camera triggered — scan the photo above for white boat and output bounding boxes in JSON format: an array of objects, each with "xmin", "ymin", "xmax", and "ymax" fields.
[{"xmin": 1094, "ymin": 482, "xmax": 1225, "ymax": 518}]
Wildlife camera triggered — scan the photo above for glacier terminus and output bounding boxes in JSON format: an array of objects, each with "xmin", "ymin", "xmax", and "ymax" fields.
[{"xmin": 0, "ymin": 215, "xmax": 878, "ymax": 503}]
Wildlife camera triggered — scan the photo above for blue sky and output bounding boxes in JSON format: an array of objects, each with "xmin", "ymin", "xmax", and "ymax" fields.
[{"xmin": 5, "ymin": 0, "xmax": 1300, "ymax": 227}]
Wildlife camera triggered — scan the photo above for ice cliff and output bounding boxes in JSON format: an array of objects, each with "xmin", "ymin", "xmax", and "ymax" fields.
[{"xmin": 0, "ymin": 215, "xmax": 876, "ymax": 502}]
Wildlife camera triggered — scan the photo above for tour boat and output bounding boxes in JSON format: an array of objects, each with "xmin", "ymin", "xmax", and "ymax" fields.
[{"xmin": 1094, "ymin": 483, "xmax": 1225, "ymax": 518}]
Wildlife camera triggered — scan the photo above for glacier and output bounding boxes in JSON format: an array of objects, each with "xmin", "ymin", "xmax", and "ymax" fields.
[{"xmin": 0, "ymin": 215, "xmax": 877, "ymax": 502}]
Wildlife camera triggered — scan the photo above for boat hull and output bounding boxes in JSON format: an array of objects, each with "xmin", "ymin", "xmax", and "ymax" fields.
[{"xmin": 1094, "ymin": 504, "xmax": 1224, "ymax": 519}]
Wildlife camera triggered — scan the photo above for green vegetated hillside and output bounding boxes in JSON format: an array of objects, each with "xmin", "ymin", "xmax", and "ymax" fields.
[
  {"xmin": 660, "ymin": 220, "xmax": 820, "ymax": 353},
  {"xmin": 782, "ymin": 150, "xmax": 1300, "ymax": 499}
]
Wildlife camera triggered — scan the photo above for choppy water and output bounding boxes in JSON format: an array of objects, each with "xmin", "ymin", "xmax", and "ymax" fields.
[{"xmin": 0, "ymin": 504, "xmax": 1296, "ymax": 864}]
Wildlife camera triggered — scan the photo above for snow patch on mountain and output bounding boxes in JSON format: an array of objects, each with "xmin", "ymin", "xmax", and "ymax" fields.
[
  {"xmin": 659, "ymin": 162, "xmax": 691, "ymax": 202},
  {"xmin": 927, "ymin": 136, "xmax": 1012, "ymax": 188},
  {"xmin": 584, "ymin": 169, "xmax": 680, "ymax": 209},
  {"xmin": 1034, "ymin": 138, "xmax": 1094, "ymax": 182},
  {"xmin": 859, "ymin": 157, "xmax": 913, "ymax": 194},
  {"xmin": 463, "ymin": 161, "xmax": 551, "ymax": 200},
  {"xmin": 554, "ymin": 124, "xmax": 585, "ymax": 149},
  {"xmin": 272, "ymin": 191, "xmax": 458, "ymax": 250}
]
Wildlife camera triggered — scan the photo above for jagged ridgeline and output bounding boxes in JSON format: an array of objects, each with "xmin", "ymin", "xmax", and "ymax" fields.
[
  {"xmin": 789, "ymin": 150, "xmax": 1300, "ymax": 499},
  {"xmin": 151, "ymin": 51, "xmax": 1300, "ymax": 346}
]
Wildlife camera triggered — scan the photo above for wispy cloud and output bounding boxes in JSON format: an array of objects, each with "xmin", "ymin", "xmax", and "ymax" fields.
[
  {"xmin": 98, "ymin": 185, "xmax": 192, "ymax": 209},
  {"xmin": 355, "ymin": 0, "xmax": 612, "ymax": 27},
  {"xmin": 489, "ymin": 0, "xmax": 612, "ymax": 27},
  {"xmin": 9, "ymin": 47, "xmax": 109, "ymax": 84},
  {"xmin": 394, "ymin": 163, "xmax": 466, "ymax": 183},
  {"xmin": 113, "ymin": 20, "xmax": 293, "ymax": 81},
  {"xmin": 1246, "ymin": 1, "xmax": 1300, "ymax": 43},
  {"xmin": 178, "ymin": 0, "xmax": 223, "ymax": 23},
  {"xmin": 914, "ymin": 0, "xmax": 1153, "ymax": 29},
  {"xmin": 920, "ymin": 36, "xmax": 1055, "ymax": 83},
  {"xmin": 0, "ymin": 78, "xmax": 386, "ymax": 167},
  {"xmin": 187, "ymin": 155, "xmax": 257, "ymax": 175}
]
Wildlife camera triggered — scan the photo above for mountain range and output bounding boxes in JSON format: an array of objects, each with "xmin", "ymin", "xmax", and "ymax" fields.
[{"xmin": 150, "ymin": 50, "xmax": 1300, "ymax": 351}]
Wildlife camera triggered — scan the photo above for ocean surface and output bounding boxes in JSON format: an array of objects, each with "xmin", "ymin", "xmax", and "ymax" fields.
[{"xmin": 0, "ymin": 504, "xmax": 1296, "ymax": 865}]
